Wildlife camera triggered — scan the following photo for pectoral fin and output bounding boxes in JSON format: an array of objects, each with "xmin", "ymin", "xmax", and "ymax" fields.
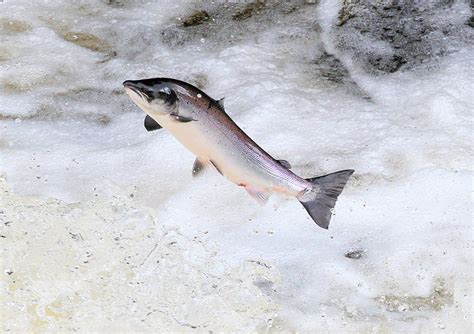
[
  {"xmin": 144, "ymin": 115, "xmax": 162, "ymax": 131},
  {"xmin": 192, "ymin": 158, "xmax": 208, "ymax": 177},
  {"xmin": 170, "ymin": 113, "xmax": 195, "ymax": 123},
  {"xmin": 278, "ymin": 159, "xmax": 291, "ymax": 169},
  {"xmin": 245, "ymin": 186, "xmax": 271, "ymax": 205}
]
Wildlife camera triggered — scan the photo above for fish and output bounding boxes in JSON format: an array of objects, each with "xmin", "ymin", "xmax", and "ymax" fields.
[{"xmin": 123, "ymin": 77, "xmax": 354, "ymax": 229}]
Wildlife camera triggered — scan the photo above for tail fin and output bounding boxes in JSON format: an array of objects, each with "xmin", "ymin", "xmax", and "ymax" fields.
[{"xmin": 298, "ymin": 169, "xmax": 354, "ymax": 229}]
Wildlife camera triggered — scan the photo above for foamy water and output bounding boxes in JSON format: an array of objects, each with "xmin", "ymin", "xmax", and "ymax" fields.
[{"xmin": 1, "ymin": 0, "xmax": 473, "ymax": 332}]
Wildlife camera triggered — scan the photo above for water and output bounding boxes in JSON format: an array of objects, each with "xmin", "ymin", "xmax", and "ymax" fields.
[{"xmin": 1, "ymin": 0, "xmax": 472, "ymax": 332}]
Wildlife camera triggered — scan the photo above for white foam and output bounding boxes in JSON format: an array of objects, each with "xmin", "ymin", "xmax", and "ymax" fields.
[{"xmin": 1, "ymin": 0, "xmax": 472, "ymax": 332}]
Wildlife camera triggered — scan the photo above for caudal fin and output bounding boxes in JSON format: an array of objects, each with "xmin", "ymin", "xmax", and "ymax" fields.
[{"xmin": 298, "ymin": 169, "xmax": 354, "ymax": 229}]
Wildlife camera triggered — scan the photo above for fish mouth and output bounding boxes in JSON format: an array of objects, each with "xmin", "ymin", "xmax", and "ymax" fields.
[
  {"xmin": 123, "ymin": 80, "xmax": 140, "ymax": 95},
  {"xmin": 123, "ymin": 80, "xmax": 149, "ymax": 101}
]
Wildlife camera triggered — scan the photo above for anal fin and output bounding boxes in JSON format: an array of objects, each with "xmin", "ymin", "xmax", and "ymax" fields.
[{"xmin": 245, "ymin": 186, "xmax": 271, "ymax": 205}]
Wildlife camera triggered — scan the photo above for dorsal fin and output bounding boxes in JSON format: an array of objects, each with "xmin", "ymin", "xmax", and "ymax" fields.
[
  {"xmin": 278, "ymin": 159, "xmax": 291, "ymax": 169},
  {"xmin": 216, "ymin": 98, "xmax": 225, "ymax": 109}
]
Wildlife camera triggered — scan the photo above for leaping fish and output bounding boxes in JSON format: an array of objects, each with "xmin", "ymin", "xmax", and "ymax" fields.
[{"xmin": 123, "ymin": 78, "xmax": 354, "ymax": 229}]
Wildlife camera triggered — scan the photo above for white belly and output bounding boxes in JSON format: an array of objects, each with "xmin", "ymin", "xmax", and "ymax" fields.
[{"xmin": 153, "ymin": 113, "xmax": 264, "ymax": 186}]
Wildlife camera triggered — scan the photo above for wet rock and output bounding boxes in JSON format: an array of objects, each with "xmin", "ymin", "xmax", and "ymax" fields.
[
  {"xmin": 103, "ymin": 0, "xmax": 126, "ymax": 7},
  {"xmin": 467, "ymin": 15, "xmax": 474, "ymax": 27},
  {"xmin": 182, "ymin": 10, "xmax": 210, "ymax": 27},
  {"xmin": 377, "ymin": 278, "xmax": 453, "ymax": 312},
  {"xmin": 161, "ymin": 2, "xmax": 312, "ymax": 49},
  {"xmin": 332, "ymin": 0, "xmax": 474, "ymax": 73},
  {"xmin": 232, "ymin": 1, "xmax": 266, "ymax": 21},
  {"xmin": 312, "ymin": 51, "xmax": 351, "ymax": 83},
  {"xmin": 344, "ymin": 249, "xmax": 365, "ymax": 259},
  {"xmin": 96, "ymin": 50, "xmax": 118, "ymax": 64},
  {"xmin": 311, "ymin": 51, "xmax": 372, "ymax": 98},
  {"xmin": 159, "ymin": 1, "xmax": 371, "ymax": 96},
  {"xmin": 0, "ymin": 19, "xmax": 31, "ymax": 33},
  {"xmin": 61, "ymin": 32, "xmax": 110, "ymax": 52}
]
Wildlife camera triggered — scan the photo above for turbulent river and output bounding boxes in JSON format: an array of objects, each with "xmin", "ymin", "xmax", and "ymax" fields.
[{"xmin": 1, "ymin": 0, "xmax": 473, "ymax": 332}]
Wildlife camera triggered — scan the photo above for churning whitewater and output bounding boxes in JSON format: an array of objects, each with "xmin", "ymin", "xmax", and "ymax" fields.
[{"xmin": 1, "ymin": 0, "xmax": 472, "ymax": 332}]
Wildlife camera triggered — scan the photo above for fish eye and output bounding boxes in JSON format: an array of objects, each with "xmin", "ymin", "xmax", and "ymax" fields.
[
  {"xmin": 153, "ymin": 86, "xmax": 177, "ymax": 105},
  {"xmin": 160, "ymin": 87, "xmax": 171, "ymax": 95}
]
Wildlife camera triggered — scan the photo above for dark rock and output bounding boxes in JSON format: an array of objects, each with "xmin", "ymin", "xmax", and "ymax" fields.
[
  {"xmin": 311, "ymin": 51, "xmax": 372, "ymax": 99},
  {"xmin": 182, "ymin": 10, "xmax": 210, "ymax": 27},
  {"xmin": 332, "ymin": 0, "xmax": 473, "ymax": 73},
  {"xmin": 160, "ymin": 2, "xmax": 312, "ymax": 49},
  {"xmin": 467, "ymin": 15, "xmax": 474, "ymax": 27},
  {"xmin": 232, "ymin": 1, "xmax": 266, "ymax": 21},
  {"xmin": 344, "ymin": 249, "xmax": 365, "ymax": 259}
]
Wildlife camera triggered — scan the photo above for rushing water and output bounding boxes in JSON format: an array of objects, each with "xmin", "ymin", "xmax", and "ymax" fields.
[{"xmin": 1, "ymin": 0, "xmax": 473, "ymax": 332}]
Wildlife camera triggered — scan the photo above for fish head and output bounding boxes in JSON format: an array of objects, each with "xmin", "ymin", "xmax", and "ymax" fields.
[{"xmin": 123, "ymin": 78, "xmax": 178, "ymax": 116}]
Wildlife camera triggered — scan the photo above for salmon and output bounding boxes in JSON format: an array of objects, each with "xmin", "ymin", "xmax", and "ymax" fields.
[{"xmin": 123, "ymin": 78, "xmax": 354, "ymax": 229}]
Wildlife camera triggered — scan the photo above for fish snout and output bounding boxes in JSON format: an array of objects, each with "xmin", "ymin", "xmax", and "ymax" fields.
[
  {"xmin": 123, "ymin": 79, "xmax": 178, "ymax": 111},
  {"xmin": 123, "ymin": 80, "xmax": 139, "ymax": 87},
  {"xmin": 123, "ymin": 80, "xmax": 151, "ymax": 103},
  {"xmin": 123, "ymin": 80, "xmax": 140, "ymax": 93}
]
